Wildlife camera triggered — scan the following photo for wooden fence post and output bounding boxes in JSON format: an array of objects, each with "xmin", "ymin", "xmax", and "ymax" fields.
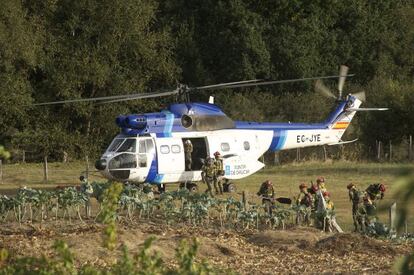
[
  {"xmin": 242, "ymin": 191, "xmax": 249, "ymax": 211},
  {"xmin": 43, "ymin": 156, "xmax": 48, "ymax": 184},
  {"xmin": 63, "ymin": 151, "xmax": 68, "ymax": 163},
  {"xmin": 322, "ymin": 145, "xmax": 327, "ymax": 162},
  {"xmin": 377, "ymin": 141, "xmax": 382, "ymax": 161},
  {"xmin": 0, "ymin": 159, "xmax": 3, "ymax": 184},
  {"xmin": 274, "ymin": 152, "xmax": 280, "ymax": 165},
  {"xmin": 22, "ymin": 150, "xmax": 26, "ymax": 163},
  {"xmin": 85, "ymin": 155, "xmax": 90, "ymax": 180},
  {"xmin": 410, "ymin": 135, "xmax": 413, "ymax": 161},
  {"xmin": 389, "ymin": 202, "xmax": 397, "ymax": 232},
  {"xmin": 389, "ymin": 140, "xmax": 392, "ymax": 161},
  {"xmin": 296, "ymin": 148, "xmax": 301, "ymax": 162}
]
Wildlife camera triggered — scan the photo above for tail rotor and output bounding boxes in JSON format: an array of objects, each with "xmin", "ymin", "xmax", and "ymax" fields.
[
  {"xmin": 315, "ymin": 79, "xmax": 337, "ymax": 99},
  {"xmin": 315, "ymin": 65, "xmax": 353, "ymax": 101}
]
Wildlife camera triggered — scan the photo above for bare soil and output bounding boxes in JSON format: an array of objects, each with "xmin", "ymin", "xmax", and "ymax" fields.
[{"xmin": 0, "ymin": 221, "xmax": 412, "ymax": 274}]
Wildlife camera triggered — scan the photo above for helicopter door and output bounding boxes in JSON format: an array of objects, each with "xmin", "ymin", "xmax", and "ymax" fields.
[
  {"xmin": 157, "ymin": 138, "xmax": 185, "ymax": 175},
  {"xmin": 182, "ymin": 137, "xmax": 208, "ymax": 171}
]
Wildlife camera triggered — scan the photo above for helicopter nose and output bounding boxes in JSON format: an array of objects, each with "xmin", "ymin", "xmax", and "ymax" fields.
[{"xmin": 95, "ymin": 159, "xmax": 107, "ymax": 170}]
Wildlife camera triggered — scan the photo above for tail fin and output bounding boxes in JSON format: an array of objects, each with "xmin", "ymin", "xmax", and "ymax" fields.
[{"xmin": 325, "ymin": 95, "xmax": 363, "ymax": 140}]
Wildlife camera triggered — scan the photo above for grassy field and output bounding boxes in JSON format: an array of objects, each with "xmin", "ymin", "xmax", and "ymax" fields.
[{"xmin": 1, "ymin": 160, "xmax": 413, "ymax": 232}]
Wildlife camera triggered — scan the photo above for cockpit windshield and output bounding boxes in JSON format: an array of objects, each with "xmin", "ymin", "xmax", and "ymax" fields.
[
  {"xmin": 107, "ymin": 138, "xmax": 137, "ymax": 153},
  {"xmin": 117, "ymin": 139, "xmax": 136, "ymax": 152},
  {"xmin": 108, "ymin": 139, "xmax": 124, "ymax": 152}
]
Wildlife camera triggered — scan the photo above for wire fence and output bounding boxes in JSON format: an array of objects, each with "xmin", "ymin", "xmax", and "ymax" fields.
[{"xmin": 266, "ymin": 135, "xmax": 414, "ymax": 164}]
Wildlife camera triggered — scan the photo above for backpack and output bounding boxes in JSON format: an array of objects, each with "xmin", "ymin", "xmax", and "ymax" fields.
[{"xmin": 300, "ymin": 193, "xmax": 313, "ymax": 207}]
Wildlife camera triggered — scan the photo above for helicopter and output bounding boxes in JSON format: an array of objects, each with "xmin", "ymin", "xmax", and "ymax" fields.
[{"xmin": 35, "ymin": 65, "xmax": 387, "ymax": 192}]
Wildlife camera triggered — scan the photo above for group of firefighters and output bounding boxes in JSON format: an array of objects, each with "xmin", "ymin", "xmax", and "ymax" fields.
[
  {"xmin": 257, "ymin": 176, "xmax": 387, "ymax": 232},
  {"xmin": 347, "ymin": 182, "xmax": 386, "ymax": 232},
  {"xmin": 200, "ymin": 151, "xmax": 225, "ymax": 197}
]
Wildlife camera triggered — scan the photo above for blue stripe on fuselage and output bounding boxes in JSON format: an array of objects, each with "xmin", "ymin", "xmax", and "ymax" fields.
[
  {"xmin": 269, "ymin": 130, "xmax": 287, "ymax": 151},
  {"xmin": 146, "ymin": 152, "xmax": 164, "ymax": 184},
  {"xmin": 158, "ymin": 111, "xmax": 174, "ymax": 137}
]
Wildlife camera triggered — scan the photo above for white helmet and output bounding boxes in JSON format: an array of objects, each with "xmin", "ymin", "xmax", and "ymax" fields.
[{"xmin": 185, "ymin": 140, "xmax": 192, "ymax": 144}]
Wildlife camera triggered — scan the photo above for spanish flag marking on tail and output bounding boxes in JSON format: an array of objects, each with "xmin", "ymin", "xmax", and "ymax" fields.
[{"xmin": 333, "ymin": 121, "xmax": 349, "ymax": 130}]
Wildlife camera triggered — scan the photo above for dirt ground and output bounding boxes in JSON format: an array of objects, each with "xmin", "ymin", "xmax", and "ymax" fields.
[{"xmin": 0, "ymin": 220, "xmax": 412, "ymax": 274}]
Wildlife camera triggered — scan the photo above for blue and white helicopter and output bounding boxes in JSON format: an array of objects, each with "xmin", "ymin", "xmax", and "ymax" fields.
[{"xmin": 36, "ymin": 66, "xmax": 386, "ymax": 191}]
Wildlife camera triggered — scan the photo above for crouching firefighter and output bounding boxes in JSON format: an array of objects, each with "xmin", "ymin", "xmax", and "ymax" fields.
[{"xmin": 357, "ymin": 183, "xmax": 386, "ymax": 231}]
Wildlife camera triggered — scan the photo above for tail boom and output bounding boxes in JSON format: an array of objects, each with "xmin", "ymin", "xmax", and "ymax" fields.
[{"xmin": 235, "ymin": 95, "xmax": 363, "ymax": 151}]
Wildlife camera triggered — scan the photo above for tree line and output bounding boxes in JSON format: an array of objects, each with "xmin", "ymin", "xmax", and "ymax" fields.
[{"xmin": 0, "ymin": 0, "xmax": 413, "ymax": 161}]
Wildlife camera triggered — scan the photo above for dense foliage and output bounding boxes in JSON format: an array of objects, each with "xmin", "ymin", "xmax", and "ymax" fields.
[{"xmin": 0, "ymin": 0, "xmax": 413, "ymax": 160}]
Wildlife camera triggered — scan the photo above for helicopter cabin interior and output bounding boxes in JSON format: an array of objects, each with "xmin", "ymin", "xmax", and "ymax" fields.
[{"xmin": 182, "ymin": 137, "xmax": 208, "ymax": 171}]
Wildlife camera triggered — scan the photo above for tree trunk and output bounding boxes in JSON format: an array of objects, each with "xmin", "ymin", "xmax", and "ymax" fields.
[{"xmin": 0, "ymin": 159, "xmax": 3, "ymax": 184}]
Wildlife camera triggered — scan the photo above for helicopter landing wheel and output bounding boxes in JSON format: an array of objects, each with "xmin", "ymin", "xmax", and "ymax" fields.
[
  {"xmin": 179, "ymin": 182, "xmax": 198, "ymax": 192},
  {"xmin": 223, "ymin": 181, "xmax": 236, "ymax": 193},
  {"xmin": 157, "ymin": 183, "xmax": 166, "ymax": 193}
]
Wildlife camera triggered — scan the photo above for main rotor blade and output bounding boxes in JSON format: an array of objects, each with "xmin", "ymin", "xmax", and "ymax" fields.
[
  {"xmin": 338, "ymin": 65, "xmax": 349, "ymax": 98},
  {"xmin": 202, "ymin": 74, "xmax": 355, "ymax": 91},
  {"xmin": 34, "ymin": 90, "xmax": 178, "ymax": 106},
  {"xmin": 33, "ymin": 94, "xmax": 138, "ymax": 106},
  {"xmin": 96, "ymin": 89, "xmax": 179, "ymax": 105},
  {"xmin": 194, "ymin": 79, "xmax": 263, "ymax": 91},
  {"xmin": 315, "ymin": 80, "xmax": 337, "ymax": 99}
]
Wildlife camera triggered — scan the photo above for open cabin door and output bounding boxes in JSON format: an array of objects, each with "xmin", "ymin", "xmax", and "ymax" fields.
[{"xmin": 182, "ymin": 137, "xmax": 208, "ymax": 171}]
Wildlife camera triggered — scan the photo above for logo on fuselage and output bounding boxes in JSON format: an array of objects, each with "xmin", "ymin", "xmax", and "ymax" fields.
[{"xmin": 225, "ymin": 164, "xmax": 250, "ymax": 176}]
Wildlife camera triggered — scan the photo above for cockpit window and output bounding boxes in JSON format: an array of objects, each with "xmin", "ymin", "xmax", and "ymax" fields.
[
  {"xmin": 108, "ymin": 139, "xmax": 124, "ymax": 152},
  {"xmin": 139, "ymin": 140, "xmax": 147, "ymax": 153},
  {"xmin": 139, "ymin": 139, "xmax": 155, "ymax": 154},
  {"xmin": 145, "ymin": 139, "xmax": 154, "ymax": 153},
  {"xmin": 117, "ymin": 139, "xmax": 136, "ymax": 153}
]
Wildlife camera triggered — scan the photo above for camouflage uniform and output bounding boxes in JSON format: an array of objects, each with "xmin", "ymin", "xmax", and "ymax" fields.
[
  {"xmin": 201, "ymin": 158, "xmax": 215, "ymax": 197},
  {"xmin": 322, "ymin": 193, "xmax": 335, "ymax": 232},
  {"xmin": 308, "ymin": 183, "xmax": 319, "ymax": 214},
  {"xmin": 366, "ymin": 183, "xmax": 385, "ymax": 202},
  {"xmin": 353, "ymin": 184, "xmax": 385, "ymax": 232},
  {"xmin": 347, "ymin": 184, "xmax": 362, "ymax": 231},
  {"xmin": 213, "ymin": 156, "xmax": 224, "ymax": 195},
  {"xmin": 257, "ymin": 181, "xmax": 275, "ymax": 214},
  {"xmin": 80, "ymin": 177, "xmax": 93, "ymax": 218},
  {"xmin": 296, "ymin": 185, "xmax": 313, "ymax": 225},
  {"xmin": 184, "ymin": 141, "xmax": 193, "ymax": 171}
]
